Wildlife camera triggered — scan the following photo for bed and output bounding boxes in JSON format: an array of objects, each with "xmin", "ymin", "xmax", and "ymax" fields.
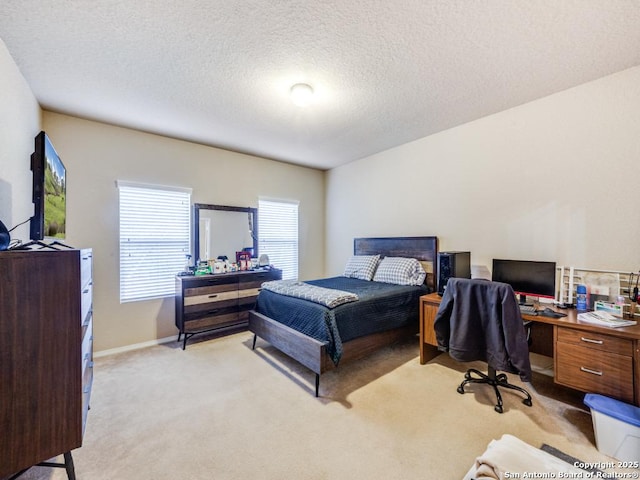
[{"xmin": 248, "ymin": 236, "xmax": 439, "ymax": 396}]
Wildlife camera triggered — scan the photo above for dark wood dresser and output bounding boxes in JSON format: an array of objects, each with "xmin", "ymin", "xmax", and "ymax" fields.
[
  {"xmin": 175, "ymin": 268, "xmax": 282, "ymax": 349},
  {"xmin": 0, "ymin": 248, "xmax": 93, "ymax": 479}
]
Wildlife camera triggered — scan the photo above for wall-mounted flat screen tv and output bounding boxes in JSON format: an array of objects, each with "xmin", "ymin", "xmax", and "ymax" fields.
[{"xmin": 30, "ymin": 131, "xmax": 66, "ymax": 241}]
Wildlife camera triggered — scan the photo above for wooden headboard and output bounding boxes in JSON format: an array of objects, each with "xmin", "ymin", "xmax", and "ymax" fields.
[{"xmin": 353, "ymin": 236, "xmax": 439, "ymax": 292}]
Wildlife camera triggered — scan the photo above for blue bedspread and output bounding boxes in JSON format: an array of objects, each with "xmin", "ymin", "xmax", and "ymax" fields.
[{"xmin": 255, "ymin": 276, "xmax": 427, "ymax": 365}]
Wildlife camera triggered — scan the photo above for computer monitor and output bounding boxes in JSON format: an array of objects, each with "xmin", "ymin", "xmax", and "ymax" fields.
[{"xmin": 491, "ymin": 259, "xmax": 556, "ymax": 304}]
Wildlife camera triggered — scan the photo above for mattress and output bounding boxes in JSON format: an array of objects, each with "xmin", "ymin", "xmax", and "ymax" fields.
[{"xmin": 254, "ymin": 276, "xmax": 427, "ymax": 365}]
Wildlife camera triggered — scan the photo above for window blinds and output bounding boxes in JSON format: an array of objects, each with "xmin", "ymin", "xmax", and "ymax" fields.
[
  {"xmin": 118, "ymin": 181, "xmax": 191, "ymax": 302},
  {"xmin": 258, "ymin": 199, "xmax": 299, "ymax": 280}
]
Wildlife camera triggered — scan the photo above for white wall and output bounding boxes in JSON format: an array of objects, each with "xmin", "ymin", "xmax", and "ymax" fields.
[
  {"xmin": 0, "ymin": 39, "xmax": 41, "ymax": 237},
  {"xmin": 42, "ymin": 112, "xmax": 325, "ymax": 352},
  {"xmin": 326, "ymin": 66, "xmax": 640, "ymax": 277}
]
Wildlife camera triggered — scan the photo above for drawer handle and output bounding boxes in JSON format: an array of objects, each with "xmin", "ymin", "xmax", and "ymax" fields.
[
  {"xmin": 580, "ymin": 337, "xmax": 603, "ymax": 345},
  {"xmin": 208, "ymin": 294, "xmax": 218, "ymax": 298},
  {"xmin": 580, "ymin": 366, "xmax": 603, "ymax": 376},
  {"xmin": 206, "ymin": 309, "xmax": 220, "ymax": 316}
]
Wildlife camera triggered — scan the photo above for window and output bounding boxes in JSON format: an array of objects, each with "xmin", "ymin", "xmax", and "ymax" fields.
[
  {"xmin": 258, "ymin": 199, "xmax": 298, "ymax": 280},
  {"xmin": 118, "ymin": 181, "xmax": 191, "ymax": 302}
]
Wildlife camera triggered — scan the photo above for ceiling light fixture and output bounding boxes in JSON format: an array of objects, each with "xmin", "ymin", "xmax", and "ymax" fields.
[{"xmin": 290, "ymin": 83, "xmax": 314, "ymax": 107}]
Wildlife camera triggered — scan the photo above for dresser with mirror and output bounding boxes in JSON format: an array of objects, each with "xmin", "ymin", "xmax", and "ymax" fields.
[{"xmin": 175, "ymin": 203, "xmax": 281, "ymax": 349}]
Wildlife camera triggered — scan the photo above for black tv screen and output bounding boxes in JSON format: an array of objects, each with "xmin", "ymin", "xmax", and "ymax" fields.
[
  {"xmin": 30, "ymin": 131, "xmax": 66, "ymax": 241},
  {"xmin": 492, "ymin": 259, "xmax": 556, "ymax": 300}
]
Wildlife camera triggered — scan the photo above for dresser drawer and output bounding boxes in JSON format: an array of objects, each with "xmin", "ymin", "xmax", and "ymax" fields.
[
  {"xmin": 238, "ymin": 309, "xmax": 252, "ymax": 323},
  {"xmin": 184, "ymin": 289, "xmax": 238, "ymax": 306},
  {"xmin": 82, "ymin": 352, "xmax": 94, "ymax": 392},
  {"xmin": 555, "ymin": 343, "xmax": 634, "ymax": 403},
  {"xmin": 238, "ymin": 295, "xmax": 260, "ymax": 314},
  {"xmin": 185, "ymin": 297, "xmax": 239, "ymax": 315},
  {"xmin": 81, "ymin": 281, "xmax": 93, "ymax": 325},
  {"xmin": 239, "ymin": 270, "xmax": 281, "ymax": 289},
  {"xmin": 80, "ymin": 250, "xmax": 92, "ymax": 290},
  {"xmin": 183, "ymin": 275, "xmax": 237, "ymax": 294},
  {"xmin": 82, "ymin": 359, "xmax": 93, "ymax": 435},
  {"xmin": 184, "ymin": 311, "xmax": 241, "ymax": 332},
  {"xmin": 557, "ymin": 327, "xmax": 633, "ymax": 355},
  {"xmin": 81, "ymin": 318, "xmax": 93, "ymax": 367},
  {"xmin": 238, "ymin": 287, "xmax": 262, "ymax": 303}
]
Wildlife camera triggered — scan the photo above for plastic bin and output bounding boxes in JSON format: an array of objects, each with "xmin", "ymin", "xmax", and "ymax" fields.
[{"xmin": 584, "ymin": 393, "xmax": 640, "ymax": 462}]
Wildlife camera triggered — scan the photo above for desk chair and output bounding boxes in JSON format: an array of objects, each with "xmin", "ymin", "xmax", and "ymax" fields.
[{"xmin": 434, "ymin": 278, "xmax": 533, "ymax": 413}]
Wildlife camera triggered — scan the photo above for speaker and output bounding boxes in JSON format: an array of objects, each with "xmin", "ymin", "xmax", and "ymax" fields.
[
  {"xmin": 437, "ymin": 251, "xmax": 471, "ymax": 295},
  {"xmin": 0, "ymin": 220, "xmax": 10, "ymax": 251}
]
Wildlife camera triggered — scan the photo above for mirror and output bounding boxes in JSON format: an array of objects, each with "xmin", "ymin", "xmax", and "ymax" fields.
[{"xmin": 193, "ymin": 203, "xmax": 258, "ymax": 263}]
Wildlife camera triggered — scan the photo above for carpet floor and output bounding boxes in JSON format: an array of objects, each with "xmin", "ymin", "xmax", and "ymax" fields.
[{"xmin": 14, "ymin": 331, "xmax": 618, "ymax": 479}]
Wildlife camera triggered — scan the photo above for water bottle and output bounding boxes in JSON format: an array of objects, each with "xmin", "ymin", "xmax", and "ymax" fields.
[{"xmin": 576, "ymin": 284, "xmax": 588, "ymax": 311}]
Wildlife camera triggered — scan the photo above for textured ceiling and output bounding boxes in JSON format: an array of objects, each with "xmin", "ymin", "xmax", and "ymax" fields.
[{"xmin": 2, "ymin": 1, "xmax": 640, "ymax": 170}]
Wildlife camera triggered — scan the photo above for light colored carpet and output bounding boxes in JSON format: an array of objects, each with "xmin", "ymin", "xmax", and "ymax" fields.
[{"xmin": 17, "ymin": 332, "xmax": 614, "ymax": 479}]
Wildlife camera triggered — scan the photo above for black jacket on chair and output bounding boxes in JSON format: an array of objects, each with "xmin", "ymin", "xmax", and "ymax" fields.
[{"xmin": 433, "ymin": 278, "xmax": 532, "ymax": 382}]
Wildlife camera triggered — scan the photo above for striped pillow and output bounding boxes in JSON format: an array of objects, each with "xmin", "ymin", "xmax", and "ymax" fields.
[{"xmin": 343, "ymin": 255, "xmax": 380, "ymax": 281}]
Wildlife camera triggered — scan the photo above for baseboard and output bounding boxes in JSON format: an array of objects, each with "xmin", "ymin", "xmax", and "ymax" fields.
[{"xmin": 94, "ymin": 335, "xmax": 177, "ymax": 358}]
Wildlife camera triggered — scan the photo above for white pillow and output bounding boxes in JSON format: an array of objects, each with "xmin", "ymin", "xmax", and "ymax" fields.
[
  {"xmin": 373, "ymin": 257, "xmax": 426, "ymax": 286},
  {"xmin": 343, "ymin": 255, "xmax": 380, "ymax": 281}
]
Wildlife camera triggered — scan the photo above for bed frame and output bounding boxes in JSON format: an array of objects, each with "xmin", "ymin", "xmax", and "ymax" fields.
[{"xmin": 248, "ymin": 236, "xmax": 439, "ymax": 396}]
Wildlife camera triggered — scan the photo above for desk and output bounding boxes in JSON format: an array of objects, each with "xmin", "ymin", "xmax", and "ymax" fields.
[{"xmin": 419, "ymin": 293, "xmax": 640, "ymax": 406}]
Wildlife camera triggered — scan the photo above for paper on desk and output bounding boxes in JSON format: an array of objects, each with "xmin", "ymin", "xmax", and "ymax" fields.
[{"xmin": 577, "ymin": 311, "xmax": 637, "ymax": 328}]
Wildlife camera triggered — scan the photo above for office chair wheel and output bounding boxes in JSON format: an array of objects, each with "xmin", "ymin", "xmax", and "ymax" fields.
[
  {"xmin": 523, "ymin": 398, "xmax": 532, "ymax": 407},
  {"xmin": 494, "ymin": 404, "xmax": 503, "ymax": 414},
  {"xmin": 457, "ymin": 385, "xmax": 465, "ymax": 395}
]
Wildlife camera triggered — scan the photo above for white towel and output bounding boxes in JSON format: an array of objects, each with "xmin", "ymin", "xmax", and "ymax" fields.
[{"xmin": 468, "ymin": 434, "xmax": 586, "ymax": 480}]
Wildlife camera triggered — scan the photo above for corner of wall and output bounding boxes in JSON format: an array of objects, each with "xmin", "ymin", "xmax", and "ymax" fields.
[{"xmin": 0, "ymin": 38, "xmax": 42, "ymax": 241}]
